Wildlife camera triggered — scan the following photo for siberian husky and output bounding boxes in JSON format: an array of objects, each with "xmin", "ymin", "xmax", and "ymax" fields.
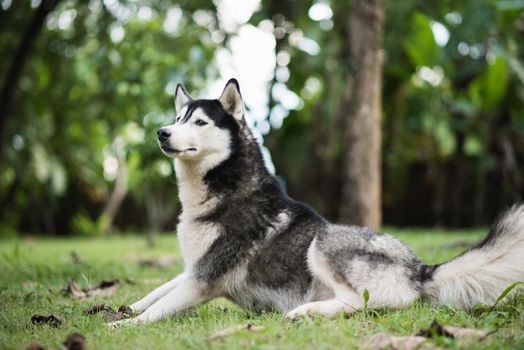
[{"xmin": 109, "ymin": 79, "xmax": 524, "ymax": 328}]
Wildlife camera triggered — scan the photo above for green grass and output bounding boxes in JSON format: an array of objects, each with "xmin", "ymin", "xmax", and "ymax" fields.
[{"xmin": 0, "ymin": 229, "xmax": 523, "ymax": 349}]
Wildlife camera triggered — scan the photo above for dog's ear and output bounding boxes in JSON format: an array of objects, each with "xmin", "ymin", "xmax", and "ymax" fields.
[
  {"xmin": 174, "ymin": 84, "xmax": 193, "ymax": 114},
  {"xmin": 219, "ymin": 78, "xmax": 244, "ymax": 122}
]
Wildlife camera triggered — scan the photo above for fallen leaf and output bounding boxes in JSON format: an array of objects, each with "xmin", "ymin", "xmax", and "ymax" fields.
[
  {"xmin": 26, "ymin": 341, "xmax": 47, "ymax": 350},
  {"xmin": 64, "ymin": 280, "xmax": 87, "ymax": 298},
  {"xmin": 87, "ymin": 279, "xmax": 120, "ymax": 297},
  {"xmin": 440, "ymin": 325, "xmax": 490, "ymax": 341},
  {"xmin": 63, "ymin": 279, "xmax": 120, "ymax": 299},
  {"xmin": 31, "ymin": 314, "xmax": 64, "ymax": 328},
  {"xmin": 139, "ymin": 256, "xmax": 180, "ymax": 269},
  {"xmin": 108, "ymin": 305, "xmax": 135, "ymax": 322},
  {"xmin": 63, "ymin": 332, "xmax": 86, "ymax": 350},
  {"xmin": 117, "ymin": 304, "xmax": 133, "ymax": 315},
  {"xmin": 83, "ymin": 303, "xmax": 114, "ymax": 315},
  {"xmin": 417, "ymin": 319, "xmax": 454, "ymax": 338},
  {"xmin": 417, "ymin": 319, "xmax": 490, "ymax": 342},
  {"xmin": 206, "ymin": 323, "xmax": 264, "ymax": 341},
  {"xmin": 366, "ymin": 320, "xmax": 491, "ymax": 350},
  {"xmin": 366, "ymin": 333, "xmax": 435, "ymax": 350},
  {"xmin": 84, "ymin": 303, "xmax": 134, "ymax": 322}
]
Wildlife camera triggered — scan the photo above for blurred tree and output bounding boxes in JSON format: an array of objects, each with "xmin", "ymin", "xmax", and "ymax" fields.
[
  {"xmin": 0, "ymin": 0, "xmax": 61, "ymax": 174},
  {"xmin": 339, "ymin": 0, "xmax": 384, "ymax": 230},
  {"xmin": 0, "ymin": 0, "xmax": 219, "ymax": 236}
]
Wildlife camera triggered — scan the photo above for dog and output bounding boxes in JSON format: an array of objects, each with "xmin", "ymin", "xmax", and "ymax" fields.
[{"xmin": 108, "ymin": 79, "xmax": 524, "ymax": 328}]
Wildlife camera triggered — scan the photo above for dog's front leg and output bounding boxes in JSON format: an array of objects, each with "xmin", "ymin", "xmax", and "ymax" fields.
[
  {"xmin": 129, "ymin": 272, "xmax": 189, "ymax": 313},
  {"xmin": 108, "ymin": 275, "xmax": 211, "ymax": 328}
]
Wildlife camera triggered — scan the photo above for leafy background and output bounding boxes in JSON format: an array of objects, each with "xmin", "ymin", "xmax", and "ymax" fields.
[{"xmin": 1, "ymin": 0, "xmax": 523, "ymax": 237}]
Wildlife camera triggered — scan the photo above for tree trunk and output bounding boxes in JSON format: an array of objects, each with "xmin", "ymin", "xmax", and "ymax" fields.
[
  {"xmin": 339, "ymin": 0, "xmax": 384, "ymax": 230},
  {"xmin": 99, "ymin": 152, "xmax": 128, "ymax": 234},
  {"xmin": 0, "ymin": 0, "xmax": 61, "ymax": 173}
]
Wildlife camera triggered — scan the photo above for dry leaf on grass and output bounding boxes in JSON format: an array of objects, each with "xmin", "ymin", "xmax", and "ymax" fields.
[
  {"xmin": 108, "ymin": 305, "xmax": 135, "ymax": 322},
  {"xmin": 83, "ymin": 303, "xmax": 133, "ymax": 321},
  {"xmin": 88, "ymin": 279, "xmax": 120, "ymax": 297},
  {"xmin": 64, "ymin": 280, "xmax": 86, "ymax": 298},
  {"xmin": 83, "ymin": 303, "xmax": 114, "ymax": 315},
  {"xmin": 26, "ymin": 332, "xmax": 86, "ymax": 350},
  {"xmin": 31, "ymin": 314, "xmax": 64, "ymax": 328},
  {"xmin": 116, "ymin": 304, "xmax": 133, "ymax": 315},
  {"xmin": 206, "ymin": 323, "xmax": 264, "ymax": 340},
  {"xmin": 366, "ymin": 319, "xmax": 492, "ymax": 350},
  {"xmin": 26, "ymin": 342, "xmax": 47, "ymax": 350},
  {"xmin": 139, "ymin": 256, "xmax": 180, "ymax": 269},
  {"xmin": 63, "ymin": 279, "xmax": 120, "ymax": 299},
  {"xmin": 63, "ymin": 332, "xmax": 86, "ymax": 350},
  {"xmin": 417, "ymin": 319, "xmax": 491, "ymax": 345},
  {"xmin": 439, "ymin": 325, "xmax": 488, "ymax": 339},
  {"xmin": 366, "ymin": 332, "xmax": 431, "ymax": 350}
]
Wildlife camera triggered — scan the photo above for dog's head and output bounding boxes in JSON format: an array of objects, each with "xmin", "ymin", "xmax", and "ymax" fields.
[{"xmin": 157, "ymin": 79, "xmax": 244, "ymax": 162}]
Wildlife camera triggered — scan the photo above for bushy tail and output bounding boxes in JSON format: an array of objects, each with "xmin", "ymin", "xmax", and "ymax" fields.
[{"xmin": 422, "ymin": 204, "xmax": 524, "ymax": 308}]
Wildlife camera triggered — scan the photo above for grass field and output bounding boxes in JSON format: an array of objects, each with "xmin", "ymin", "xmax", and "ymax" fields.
[{"xmin": 0, "ymin": 229, "xmax": 523, "ymax": 349}]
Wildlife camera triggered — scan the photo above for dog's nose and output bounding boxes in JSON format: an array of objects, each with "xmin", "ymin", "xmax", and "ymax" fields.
[{"xmin": 157, "ymin": 128, "xmax": 171, "ymax": 141}]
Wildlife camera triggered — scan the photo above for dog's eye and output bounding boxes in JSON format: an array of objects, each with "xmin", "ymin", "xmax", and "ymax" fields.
[
  {"xmin": 176, "ymin": 117, "xmax": 181, "ymax": 123},
  {"xmin": 195, "ymin": 119, "xmax": 208, "ymax": 126}
]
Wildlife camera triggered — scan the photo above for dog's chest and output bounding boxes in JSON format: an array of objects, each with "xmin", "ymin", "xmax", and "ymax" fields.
[{"xmin": 177, "ymin": 218, "xmax": 220, "ymax": 269}]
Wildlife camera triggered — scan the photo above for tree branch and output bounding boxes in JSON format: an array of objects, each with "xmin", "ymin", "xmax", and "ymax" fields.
[{"xmin": 0, "ymin": 0, "xmax": 62, "ymax": 172}]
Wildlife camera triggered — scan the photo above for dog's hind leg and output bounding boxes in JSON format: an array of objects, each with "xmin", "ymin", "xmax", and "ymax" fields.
[
  {"xmin": 129, "ymin": 272, "xmax": 189, "ymax": 313},
  {"xmin": 108, "ymin": 275, "xmax": 211, "ymax": 328},
  {"xmin": 286, "ymin": 239, "xmax": 364, "ymax": 320}
]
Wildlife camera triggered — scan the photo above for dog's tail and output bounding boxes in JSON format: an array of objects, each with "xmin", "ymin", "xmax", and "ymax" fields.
[{"xmin": 421, "ymin": 204, "xmax": 524, "ymax": 308}]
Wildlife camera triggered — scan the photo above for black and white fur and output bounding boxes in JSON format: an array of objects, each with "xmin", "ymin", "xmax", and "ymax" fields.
[{"xmin": 108, "ymin": 79, "xmax": 524, "ymax": 327}]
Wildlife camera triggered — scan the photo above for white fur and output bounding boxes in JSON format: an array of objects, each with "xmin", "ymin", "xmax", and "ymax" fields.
[
  {"xmin": 423, "ymin": 205, "xmax": 524, "ymax": 308},
  {"xmin": 130, "ymin": 273, "xmax": 189, "ymax": 313},
  {"xmin": 109, "ymin": 106, "xmax": 233, "ymax": 329},
  {"xmin": 174, "ymin": 85, "xmax": 192, "ymax": 112},
  {"xmin": 286, "ymin": 299, "xmax": 352, "ymax": 320},
  {"xmin": 219, "ymin": 81, "xmax": 244, "ymax": 121},
  {"xmin": 109, "ymin": 275, "xmax": 209, "ymax": 328},
  {"xmin": 161, "ymin": 108, "xmax": 232, "ymax": 166}
]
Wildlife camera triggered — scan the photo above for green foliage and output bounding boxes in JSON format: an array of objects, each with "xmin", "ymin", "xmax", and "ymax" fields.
[
  {"xmin": 1, "ymin": 0, "xmax": 524, "ymax": 232},
  {"xmin": 492, "ymin": 281, "xmax": 523, "ymax": 308},
  {"xmin": 362, "ymin": 288, "xmax": 370, "ymax": 312},
  {"xmin": 469, "ymin": 52, "xmax": 509, "ymax": 111},
  {"xmin": 0, "ymin": 0, "xmax": 219, "ymax": 234},
  {"xmin": 404, "ymin": 12, "xmax": 438, "ymax": 67}
]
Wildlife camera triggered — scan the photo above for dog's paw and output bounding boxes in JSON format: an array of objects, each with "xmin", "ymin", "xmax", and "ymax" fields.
[
  {"xmin": 106, "ymin": 320, "xmax": 123, "ymax": 330},
  {"xmin": 285, "ymin": 307, "xmax": 309, "ymax": 321},
  {"xmin": 106, "ymin": 318, "xmax": 136, "ymax": 330}
]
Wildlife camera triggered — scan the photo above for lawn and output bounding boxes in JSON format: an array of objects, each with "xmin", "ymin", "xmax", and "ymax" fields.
[{"xmin": 0, "ymin": 229, "xmax": 523, "ymax": 349}]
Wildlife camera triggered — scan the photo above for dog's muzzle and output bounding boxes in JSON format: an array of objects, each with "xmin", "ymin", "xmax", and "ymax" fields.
[{"xmin": 157, "ymin": 128, "xmax": 171, "ymax": 142}]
